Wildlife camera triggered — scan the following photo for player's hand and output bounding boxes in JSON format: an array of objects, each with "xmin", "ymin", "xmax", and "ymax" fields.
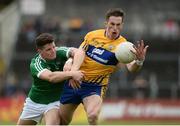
[
  {"xmin": 132, "ymin": 40, "xmax": 149, "ymax": 61},
  {"xmin": 72, "ymin": 70, "xmax": 84, "ymax": 82},
  {"xmin": 69, "ymin": 70, "xmax": 84, "ymax": 89},
  {"xmin": 63, "ymin": 59, "xmax": 73, "ymax": 71}
]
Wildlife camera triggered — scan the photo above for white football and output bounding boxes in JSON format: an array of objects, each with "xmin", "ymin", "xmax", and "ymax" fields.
[{"xmin": 115, "ymin": 42, "xmax": 136, "ymax": 63}]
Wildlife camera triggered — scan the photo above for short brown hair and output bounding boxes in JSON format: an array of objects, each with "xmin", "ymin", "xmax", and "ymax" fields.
[
  {"xmin": 35, "ymin": 33, "xmax": 54, "ymax": 48},
  {"xmin": 106, "ymin": 8, "xmax": 125, "ymax": 22}
]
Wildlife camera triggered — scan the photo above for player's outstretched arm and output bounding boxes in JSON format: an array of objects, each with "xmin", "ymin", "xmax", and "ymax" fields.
[
  {"xmin": 63, "ymin": 47, "xmax": 85, "ymax": 89},
  {"xmin": 126, "ymin": 40, "xmax": 149, "ymax": 72},
  {"xmin": 69, "ymin": 48, "xmax": 85, "ymax": 71},
  {"xmin": 39, "ymin": 69, "xmax": 84, "ymax": 83},
  {"xmin": 63, "ymin": 47, "xmax": 85, "ymax": 72}
]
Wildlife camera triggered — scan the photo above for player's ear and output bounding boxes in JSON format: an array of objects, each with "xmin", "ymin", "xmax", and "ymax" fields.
[
  {"xmin": 37, "ymin": 48, "xmax": 42, "ymax": 54},
  {"xmin": 120, "ymin": 22, "xmax": 124, "ymax": 29}
]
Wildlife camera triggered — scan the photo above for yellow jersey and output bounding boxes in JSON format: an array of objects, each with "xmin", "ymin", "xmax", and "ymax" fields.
[{"xmin": 79, "ymin": 29, "xmax": 127, "ymax": 86}]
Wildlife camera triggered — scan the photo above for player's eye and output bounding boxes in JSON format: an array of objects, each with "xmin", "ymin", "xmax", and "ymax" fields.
[
  {"xmin": 111, "ymin": 23, "xmax": 115, "ymax": 26},
  {"xmin": 45, "ymin": 48, "xmax": 51, "ymax": 51}
]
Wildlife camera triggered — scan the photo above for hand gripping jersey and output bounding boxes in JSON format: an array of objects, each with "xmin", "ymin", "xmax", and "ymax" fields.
[
  {"xmin": 80, "ymin": 29, "xmax": 127, "ymax": 86},
  {"xmin": 28, "ymin": 47, "xmax": 70, "ymax": 104}
]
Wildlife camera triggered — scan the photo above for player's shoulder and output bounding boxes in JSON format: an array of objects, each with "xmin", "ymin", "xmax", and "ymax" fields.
[
  {"xmin": 31, "ymin": 54, "xmax": 39, "ymax": 63},
  {"xmin": 88, "ymin": 29, "xmax": 105, "ymax": 34},
  {"xmin": 118, "ymin": 35, "xmax": 127, "ymax": 42},
  {"xmin": 86, "ymin": 29, "xmax": 105, "ymax": 37},
  {"xmin": 30, "ymin": 54, "xmax": 45, "ymax": 67}
]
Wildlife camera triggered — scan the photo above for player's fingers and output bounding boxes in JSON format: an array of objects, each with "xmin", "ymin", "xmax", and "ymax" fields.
[
  {"xmin": 135, "ymin": 41, "xmax": 142, "ymax": 53},
  {"xmin": 140, "ymin": 40, "xmax": 144, "ymax": 51},
  {"xmin": 81, "ymin": 71, "xmax": 85, "ymax": 75},
  {"xmin": 133, "ymin": 45, "xmax": 138, "ymax": 53},
  {"xmin": 69, "ymin": 80, "xmax": 73, "ymax": 88},
  {"xmin": 80, "ymin": 71, "xmax": 85, "ymax": 77},
  {"xmin": 140, "ymin": 40, "xmax": 144, "ymax": 45},
  {"xmin": 69, "ymin": 80, "xmax": 78, "ymax": 89},
  {"xmin": 72, "ymin": 79, "xmax": 80, "ymax": 89},
  {"xmin": 130, "ymin": 49, "xmax": 136, "ymax": 55},
  {"xmin": 137, "ymin": 40, "xmax": 143, "ymax": 52},
  {"xmin": 75, "ymin": 81, "xmax": 80, "ymax": 89},
  {"xmin": 77, "ymin": 82, "xmax": 81, "ymax": 88},
  {"xmin": 74, "ymin": 80, "xmax": 81, "ymax": 89},
  {"xmin": 135, "ymin": 43, "xmax": 141, "ymax": 55},
  {"xmin": 68, "ymin": 79, "xmax": 72, "ymax": 86},
  {"xmin": 143, "ymin": 45, "xmax": 149, "ymax": 55},
  {"xmin": 132, "ymin": 44, "xmax": 142, "ymax": 58},
  {"xmin": 137, "ymin": 41, "xmax": 141, "ymax": 48}
]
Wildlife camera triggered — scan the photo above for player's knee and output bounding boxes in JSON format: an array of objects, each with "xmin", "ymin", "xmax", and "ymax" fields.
[
  {"xmin": 87, "ymin": 112, "xmax": 98, "ymax": 124},
  {"xmin": 60, "ymin": 115, "xmax": 72, "ymax": 125},
  {"xmin": 45, "ymin": 116, "xmax": 59, "ymax": 125}
]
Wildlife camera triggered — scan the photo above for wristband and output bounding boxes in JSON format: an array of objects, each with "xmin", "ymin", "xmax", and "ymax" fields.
[{"xmin": 135, "ymin": 59, "xmax": 144, "ymax": 66}]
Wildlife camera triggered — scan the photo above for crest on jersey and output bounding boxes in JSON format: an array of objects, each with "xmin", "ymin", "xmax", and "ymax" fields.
[{"xmin": 108, "ymin": 45, "xmax": 115, "ymax": 51}]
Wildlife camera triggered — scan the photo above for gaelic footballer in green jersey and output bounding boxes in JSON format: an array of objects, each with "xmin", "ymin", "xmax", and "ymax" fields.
[{"xmin": 17, "ymin": 33, "xmax": 85, "ymax": 125}]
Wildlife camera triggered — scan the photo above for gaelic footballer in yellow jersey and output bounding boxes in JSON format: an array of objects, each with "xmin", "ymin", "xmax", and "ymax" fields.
[
  {"xmin": 59, "ymin": 8, "xmax": 148, "ymax": 125},
  {"xmin": 79, "ymin": 29, "xmax": 126, "ymax": 86}
]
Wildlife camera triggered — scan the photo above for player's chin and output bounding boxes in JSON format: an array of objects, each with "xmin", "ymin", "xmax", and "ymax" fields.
[
  {"xmin": 49, "ymin": 55, "xmax": 56, "ymax": 60},
  {"xmin": 112, "ymin": 34, "xmax": 118, "ymax": 39}
]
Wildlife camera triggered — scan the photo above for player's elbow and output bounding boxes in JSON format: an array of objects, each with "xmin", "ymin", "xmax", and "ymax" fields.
[{"xmin": 70, "ymin": 48, "xmax": 85, "ymax": 58}]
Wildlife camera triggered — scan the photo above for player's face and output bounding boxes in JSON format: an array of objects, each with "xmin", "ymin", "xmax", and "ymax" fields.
[
  {"xmin": 105, "ymin": 16, "xmax": 123, "ymax": 40},
  {"xmin": 39, "ymin": 42, "xmax": 56, "ymax": 60}
]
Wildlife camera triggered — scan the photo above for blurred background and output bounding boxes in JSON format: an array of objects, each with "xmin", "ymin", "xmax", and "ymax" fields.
[{"xmin": 0, "ymin": 0, "xmax": 180, "ymax": 124}]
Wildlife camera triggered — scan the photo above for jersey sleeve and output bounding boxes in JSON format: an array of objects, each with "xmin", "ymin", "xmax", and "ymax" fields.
[
  {"xmin": 56, "ymin": 46, "xmax": 71, "ymax": 60},
  {"xmin": 30, "ymin": 59, "xmax": 48, "ymax": 78}
]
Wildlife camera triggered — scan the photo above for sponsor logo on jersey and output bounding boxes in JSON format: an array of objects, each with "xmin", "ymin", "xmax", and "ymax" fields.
[{"xmin": 92, "ymin": 48, "xmax": 104, "ymax": 55}]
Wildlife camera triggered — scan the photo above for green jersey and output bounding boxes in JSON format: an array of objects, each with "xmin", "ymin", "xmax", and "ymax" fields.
[{"xmin": 28, "ymin": 47, "xmax": 70, "ymax": 104}]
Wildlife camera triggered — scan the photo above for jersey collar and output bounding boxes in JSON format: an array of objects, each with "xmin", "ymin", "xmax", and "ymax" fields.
[{"xmin": 39, "ymin": 54, "xmax": 46, "ymax": 62}]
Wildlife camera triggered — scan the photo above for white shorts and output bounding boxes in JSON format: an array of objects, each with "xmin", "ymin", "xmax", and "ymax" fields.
[{"xmin": 19, "ymin": 97, "xmax": 60, "ymax": 123}]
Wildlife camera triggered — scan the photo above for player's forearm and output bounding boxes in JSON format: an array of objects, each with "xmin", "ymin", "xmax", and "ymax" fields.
[
  {"xmin": 49, "ymin": 71, "xmax": 74, "ymax": 83},
  {"xmin": 71, "ymin": 49, "xmax": 85, "ymax": 71},
  {"xmin": 127, "ymin": 60, "xmax": 143, "ymax": 73}
]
